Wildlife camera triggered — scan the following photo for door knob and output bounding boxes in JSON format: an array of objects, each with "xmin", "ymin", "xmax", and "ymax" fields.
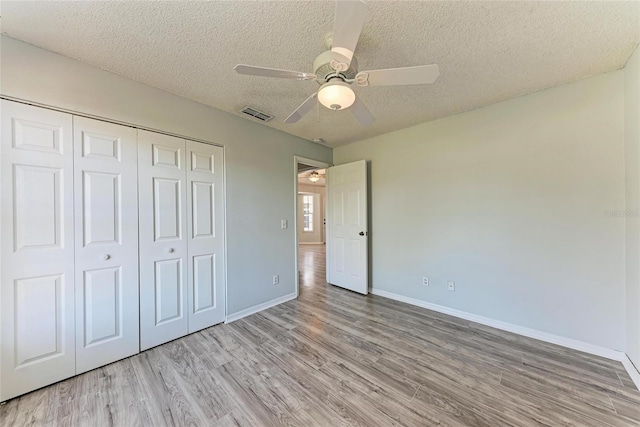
[
  {"xmin": 359, "ymin": 231, "xmax": 366, "ymax": 236},
  {"xmin": 168, "ymin": 248, "xmax": 175, "ymax": 253},
  {"xmin": 103, "ymin": 254, "xmax": 111, "ymax": 260}
]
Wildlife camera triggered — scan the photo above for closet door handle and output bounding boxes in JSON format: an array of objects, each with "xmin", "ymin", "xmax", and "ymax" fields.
[
  {"xmin": 103, "ymin": 254, "xmax": 111, "ymax": 260},
  {"xmin": 167, "ymin": 248, "xmax": 175, "ymax": 253}
]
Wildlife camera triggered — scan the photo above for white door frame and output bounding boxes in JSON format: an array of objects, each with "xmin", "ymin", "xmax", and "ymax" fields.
[{"xmin": 294, "ymin": 156, "xmax": 332, "ymax": 298}]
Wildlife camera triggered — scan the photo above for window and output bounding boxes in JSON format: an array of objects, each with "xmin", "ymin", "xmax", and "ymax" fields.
[{"xmin": 302, "ymin": 194, "xmax": 314, "ymax": 232}]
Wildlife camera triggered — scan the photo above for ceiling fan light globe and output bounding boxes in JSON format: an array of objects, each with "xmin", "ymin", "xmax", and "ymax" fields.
[
  {"xmin": 318, "ymin": 81, "xmax": 356, "ymax": 111},
  {"xmin": 308, "ymin": 171, "xmax": 321, "ymax": 182}
]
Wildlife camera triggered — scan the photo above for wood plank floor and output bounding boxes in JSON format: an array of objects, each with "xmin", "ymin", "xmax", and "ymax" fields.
[{"xmin": 2, "ymin": 244, "xmax": 639, "ymax": 426}]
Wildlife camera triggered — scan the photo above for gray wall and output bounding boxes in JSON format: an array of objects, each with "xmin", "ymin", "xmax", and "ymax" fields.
[
  {"xmin": 0, "ymin": 36, "xmax": 332, "ymax": 316},
  {"xmin": 625, "ymin": 45, "xmax": 640, "ymax": 370},
  {"xmin": 335, "ymin": 71, "xmax": 626, "ymax": 351}
]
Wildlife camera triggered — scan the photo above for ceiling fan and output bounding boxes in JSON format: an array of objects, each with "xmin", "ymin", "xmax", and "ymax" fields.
[
  {"xmin": 306, "ymin": 170, "xmax": 325, "ymax": 182},
  {"xmin": 234, "ymin": 0, "xmax": 440, "ymax": 126}
]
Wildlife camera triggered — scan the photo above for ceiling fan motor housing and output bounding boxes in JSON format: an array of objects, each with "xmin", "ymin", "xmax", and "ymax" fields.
[{"xmin": 313, "ymin": 50, "xmax": 358, "ymax": 83}]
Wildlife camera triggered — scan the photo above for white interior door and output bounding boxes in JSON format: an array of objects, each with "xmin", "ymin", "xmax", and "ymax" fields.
[
  {"xmin": 1, "ymin": 101, "xmax": 76, "ymax": 401},
  {"xmin": 138, "ymin": 130, "xmax": 188, "ymax": 350},
  {"xmin": 73, "ymin": 117, "xmax": 140, "ymax": 373},
  {"xmin": 186, "ymin": 140, "xmax": 225, "ymax": 332},
  {"xmin": 326, "ymin": 160, "xmax": 368, "ymax": 294}
]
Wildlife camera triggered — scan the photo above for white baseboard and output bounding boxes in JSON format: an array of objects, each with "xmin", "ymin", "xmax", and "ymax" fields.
[
  {"xmin": 370, "ymin": 288, "xmax": 625, "ymax": 362},
  {"xmin": 622, "ymin": 354, "xmax": 640, "ymax": 391},
  {"xmin": 225, "ymin": 292, "xmax": 297, "ymax": 323}
]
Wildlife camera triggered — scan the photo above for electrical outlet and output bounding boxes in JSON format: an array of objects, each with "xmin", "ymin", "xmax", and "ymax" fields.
[
  {"xmin": 273, "ymin": 275, "xmax": 279, "ymax": 285},
  {"xmin": 448, "ymin": 281, "xmax": 455, "ymax": 291},
  {"xmin": 422, "ymin": 276, "xmax": 429, "ymax": 287},
  {"xmin": 281, "ymin": 219, "xmax": 288, "ymax": 229}
]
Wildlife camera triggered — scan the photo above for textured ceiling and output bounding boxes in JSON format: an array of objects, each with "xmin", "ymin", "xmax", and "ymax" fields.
[{"xmin": 1, "ymin": 1, "xmax": 639, "ymax": 147}]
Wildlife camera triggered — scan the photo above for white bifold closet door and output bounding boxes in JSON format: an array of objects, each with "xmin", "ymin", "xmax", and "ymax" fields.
[
  {"xmin": 138, "ymin": 131, "xmax": 189, "ymax": 350},
  {"xmin": 0, "ymin": 101, "xmax": 76, "ymax": 401},
  {"xmin": 1, "ymin": 101, "xmax": 227, "ymax": 400},
  {"xmin": 73, "ymin": 117, "xmax": 140, "ymax": 374},
  {"xmin": 185, "ymin": 140, "xmax": 226, "ymax": 333},
  {"xmin": 138, "ymin": 132, "xmax": 225, "ymax": 350}
]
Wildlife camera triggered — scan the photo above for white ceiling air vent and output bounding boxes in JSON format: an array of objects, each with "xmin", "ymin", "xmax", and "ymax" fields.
[{"xmin": 240, "ymin": 106, "xmax": 273, "ymax": 122}]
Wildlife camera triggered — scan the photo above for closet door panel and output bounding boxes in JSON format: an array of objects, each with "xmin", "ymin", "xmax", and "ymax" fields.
[
  {"xmin": 1, "ymin": 101, "xmax": 75, "ymax": 401},
  {"xmin": 73, "ymin": 117, "xmax": 139, "ymax": 374},
  {"xmin": 138, "ymin": 131, "xmax": 188, "ymax": 350},
  {"xmin": 186, "ymin": 141, "xmax": 225, "ymax": 332}
]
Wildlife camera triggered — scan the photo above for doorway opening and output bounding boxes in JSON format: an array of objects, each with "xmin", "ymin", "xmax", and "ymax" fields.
[{"xmin": 294, "ymin": 157, "xmax": 331, "ymax": 298}]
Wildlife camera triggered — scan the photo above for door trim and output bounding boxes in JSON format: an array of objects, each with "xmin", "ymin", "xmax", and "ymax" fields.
[{"xmin": 294, "ymin": 156, "xmax": 332, "ymax": 298}]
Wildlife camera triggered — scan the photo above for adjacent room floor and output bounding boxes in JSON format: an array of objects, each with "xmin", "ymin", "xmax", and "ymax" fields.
[{"xmin": 1, "ymin": 245, "xmax": 639, "ymax": 426}]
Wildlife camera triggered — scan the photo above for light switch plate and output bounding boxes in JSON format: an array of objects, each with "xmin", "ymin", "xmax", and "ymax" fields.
[{"xmin": 281, "ymin": 219, "xmax": 288, "ymax": 229}]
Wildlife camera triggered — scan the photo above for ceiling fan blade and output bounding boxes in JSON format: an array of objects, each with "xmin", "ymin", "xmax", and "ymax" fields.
[
  {"xmin": 234, "ymin": 64, "xmax": 317, "ymax": 81},
  {"xmin": 356, "ymin": 64, "xmax": 440, "ymax": 87},
  {"xmin": 330, "ymin": 0, "xmax": 368, "ymax": 71},
  {"xmin": 350, "ymin": 96, "xmax": 374, "ymax": 125},
  {"xmin": 284, "ymin": 93, "xmax": 318, "ymax": 123}
]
